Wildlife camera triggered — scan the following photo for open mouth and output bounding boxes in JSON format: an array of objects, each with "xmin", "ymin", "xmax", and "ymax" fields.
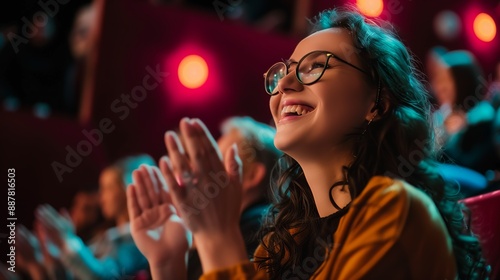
[{"xmin": 281, "ymin": 104, "xmax": 314, "ymax": 117}]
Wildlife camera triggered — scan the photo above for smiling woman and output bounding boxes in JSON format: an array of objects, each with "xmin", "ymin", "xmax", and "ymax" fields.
[{"xmin": 128, "ymin": 6, "xmax": 489, "ymax": 280}]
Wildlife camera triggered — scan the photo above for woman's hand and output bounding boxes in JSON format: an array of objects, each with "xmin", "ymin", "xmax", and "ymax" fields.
[
  {"xmin": 34, "ymin": 220, "xmax": 63, "ymax": 265},
  {"xmin": 161, "ymin": 118, "xmax": 248, "ymax": 272},
  {"xmin": 16, "ymin": 225, "xmax": 47, "ymax": 280},
  {"xmin": 127, "ymin": 165, "xmax": 190, "ymax": 278},
  {"xmin": 17, "ymin": 224, "xmax": 42, "ymax": 268},
  {"xmin": 35, "ymin": 204, "xmax": 76, "ymax": 250}
]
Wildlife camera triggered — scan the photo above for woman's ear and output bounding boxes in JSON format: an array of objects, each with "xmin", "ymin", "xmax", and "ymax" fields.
[{"xmin": 366, "ymin": 88, "xmax": 390, "ymax": 121}]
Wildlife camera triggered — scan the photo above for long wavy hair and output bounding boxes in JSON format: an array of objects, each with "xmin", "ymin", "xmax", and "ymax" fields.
[{"xmin": 255, "ymin": 7, "xmax": 488, "ymax": 279}]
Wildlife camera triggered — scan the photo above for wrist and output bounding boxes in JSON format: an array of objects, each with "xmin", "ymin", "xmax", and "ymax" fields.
[
  {"xmin": 150, "ymin": 257, "xmax": 186, "ymax": 280},
  {"xmin": 194, "ymin": 226, "xmax": 248, "ymax": 273}
]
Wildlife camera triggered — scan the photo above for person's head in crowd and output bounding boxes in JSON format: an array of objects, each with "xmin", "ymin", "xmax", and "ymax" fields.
[
  {"xmin": 70, "ymin": 189, "xmax": 104, "ymax": 241},
  {"xmin": 432, "ymin": 50, "xmax": 485, "ymax": 112},
  {"xmin": 217, "ymin": 116, "xmax": 282, "ymax": 212},
  {"xmin": 257, "ymin": 7, "xmax": 487, "ymax": 278},
  {"xmin": 426, "ymin": 45, "xmax": 447, "ymax": 83},
  {"xmin": 69, "ymin": 3, "xmax": 97, "ymax": 61},
  {"xmin": 99, "ymin": 154, "xmax": 155, "ymax": 226}
]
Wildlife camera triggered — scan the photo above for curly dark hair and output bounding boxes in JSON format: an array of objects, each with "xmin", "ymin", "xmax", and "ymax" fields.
[{"xmin": 255, "ymin": 7, "xmax": 489, "ymax": 280}]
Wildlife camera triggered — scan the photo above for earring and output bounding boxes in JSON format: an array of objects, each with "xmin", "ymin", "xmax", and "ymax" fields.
[
  {"xmin": 370, "ymin": 79, "xmax": 382, "ymax": 113},
  {"xmin": 361, "ymin": 111, "xmax": 377, "ymax": 136}
]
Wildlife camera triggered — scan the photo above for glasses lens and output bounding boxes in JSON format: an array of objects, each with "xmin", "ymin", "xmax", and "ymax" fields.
[
  {"xmin": 265, "ymin": 63, "xmax": 287, "ymax": 94},
  {"xmin": 298, "ymin": 52, "xmax": 329, "ymax": 84}
]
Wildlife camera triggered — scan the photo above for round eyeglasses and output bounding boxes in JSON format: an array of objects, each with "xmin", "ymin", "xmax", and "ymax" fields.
[{"xmin": 263, "ymin": 50, "xmax": 369, "ymax": 95}]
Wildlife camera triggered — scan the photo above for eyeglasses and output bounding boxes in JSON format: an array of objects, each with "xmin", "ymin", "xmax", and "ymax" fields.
[{"xmin": 263, "ymin": 50, "xmax": 369, "ymax": 95}]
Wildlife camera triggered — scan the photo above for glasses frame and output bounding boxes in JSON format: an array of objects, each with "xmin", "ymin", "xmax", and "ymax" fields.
[{"xmin": 263, "ymin": 50, "xmax": 370, "ymax": 95}]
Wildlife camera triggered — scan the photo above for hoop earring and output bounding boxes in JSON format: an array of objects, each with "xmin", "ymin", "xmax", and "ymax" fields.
[
  {"xmin": 329, "ymin": 180, "xmax": 350, "ymax": 211},
  {"xmin": 370, "ymin": 79, "xmax": 382, "ymax": 113},
  {"xmin": 361, "ymin": 111, "xmax": 377, "ymax": 136}
]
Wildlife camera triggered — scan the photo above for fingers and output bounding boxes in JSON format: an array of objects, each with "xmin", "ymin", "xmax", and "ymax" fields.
[
  {"xmin": 36, "ymin": 205, "xmax": 62, "ymax": 232},
  {"xmin": 159, "ymin": 156, "xmax": 185, "ymax": 205},
  {"xmin": 179, "ymin": 118, "xmax": 205, "ymax": 173},
  {"xmin": 225, "ymin": 143, "xmax": 242, "ymax": 186},
  {"xmin": 129, "ymin": 163, "xmax": 175, "ymax": 222},
  {"xmin": 132, "ymin": 169, "xmax": 152, "ymax": 210},
  {"xmin": 33, "ymin": 221, "xmax": 48, "ymax": 246},
  {"xmin": 126, "ymin": 185, "xmax": 141, "ymax": 220},
  {"xmin": 142, "ymin": 165, "xmax": 160, "ymax": 207},
  {"xmin": 152, "ymin": 165, "xmax": 172, "ymax": 205},
  {"xmin": 165, "ymin": 130, "xmax": 194, "ymax": 187},
  {"xmin": 190, "ymin": 118, "xmax": 223, "ymax": 163},
  {"xmin": 17, "ymin": 224, "xmax": 31, "ymax": 244},
  {"xmin": 179, "ymin": 118, "xmax": 222, "ymax": 175}
]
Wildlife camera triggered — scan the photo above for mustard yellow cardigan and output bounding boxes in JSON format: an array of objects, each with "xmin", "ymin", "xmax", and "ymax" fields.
[{"xmin": 201, "ymin": 176, "xmax": 457, "ymax": 279}]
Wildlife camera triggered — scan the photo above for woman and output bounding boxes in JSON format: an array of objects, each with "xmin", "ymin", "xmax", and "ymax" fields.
[
  {"xmin": 431, "ymin": 50, "xmax": 488, "ymax": 142},
  {"xmin": 431, "ymin": 50, "xmax": 500, "ymax": 175},
  {"xmin": 128, "ymin": 7, "xmax": 488, "ymax": 279}
]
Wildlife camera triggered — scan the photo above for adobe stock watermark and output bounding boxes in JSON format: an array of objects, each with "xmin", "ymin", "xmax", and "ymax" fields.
[
  {"xmin": 177, "ymin": 169, "xmax": 235, "ymax": 220},
  {"xmin": 7, "ymin": 0, "xmax": 70, "ymax": 53},
  {"xmin": 51, "ymin": 65, "xmax": 169, "ymax": 182}
]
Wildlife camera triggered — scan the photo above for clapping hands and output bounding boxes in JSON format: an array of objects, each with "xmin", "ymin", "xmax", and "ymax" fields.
[{"xmin": 127, "ymin": 164, "xmax": 191, "ymax": 276}]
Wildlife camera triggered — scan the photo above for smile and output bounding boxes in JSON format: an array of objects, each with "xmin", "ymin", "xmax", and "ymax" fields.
[{"xmin": 281, "ymin": 104, "xmax": 314, "ymax": 117}]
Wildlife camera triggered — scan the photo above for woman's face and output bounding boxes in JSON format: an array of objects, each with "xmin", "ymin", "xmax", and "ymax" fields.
[
  {"xmin": 269, "ymin": 28, "xmax": 377, "ymax": 156},
  {"xmin": 70, "ymin": 192, "xmax": 100, "ymax": 231},
  {"xmin": 432, "ymin": 64, "xmax": 456, "ymax": 107},
  {"xmin": 99, "ymin": 168, "xmax": 127, "ymax": 221}
]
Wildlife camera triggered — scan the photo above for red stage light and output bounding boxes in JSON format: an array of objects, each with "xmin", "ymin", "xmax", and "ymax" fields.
[
  {"xmin": 178, "ymin": 55, "xmax": 209, "ymax": 89},
  {"xmin": 356, "ymin": 0, "xmax": 384, "ymax": 17},
  {"xmin": 473, "ymin": 13, "xmax": 496, "ymax": 42}
]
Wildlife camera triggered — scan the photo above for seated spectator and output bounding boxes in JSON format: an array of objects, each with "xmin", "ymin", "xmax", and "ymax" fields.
[
  {"xmin": 69, "ymin": 189, "xmax": 108, "ymax": 243},
  {"xmin": 35, "ymin": 154, "xmax": 154, "ymax": 279},
  {"xmin": 431, "ymin": 50, "xmax": 500, "ymax": 175}
]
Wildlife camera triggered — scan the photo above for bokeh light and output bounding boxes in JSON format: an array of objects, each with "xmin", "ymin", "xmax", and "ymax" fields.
[
  {"xmin": 473, "ymin": 13, "xmax": 496, "ymax": 42},
  {"xmin": 178, "ymin": 55, "xmax": 209, "ymax": 89},
  {"xmin": 356, "ymin": 0, "xmax": 384, "ymax": 17},
  {"xmin": 434, "ymin": 10, "xmax": 461, "ymax": 41}
]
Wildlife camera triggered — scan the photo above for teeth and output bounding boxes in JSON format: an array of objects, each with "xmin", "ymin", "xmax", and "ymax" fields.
[{"xmin": 281, "ymin": 105, "xmax": 312, "ymax": 116}]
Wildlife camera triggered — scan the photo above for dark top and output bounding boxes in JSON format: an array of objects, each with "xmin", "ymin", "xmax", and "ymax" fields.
[{"xmin": 187, "ymin": 201, "xmax": 269, "ymax": 280}]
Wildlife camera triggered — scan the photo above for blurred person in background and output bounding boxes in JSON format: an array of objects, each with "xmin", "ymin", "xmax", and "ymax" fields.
[
  {"xmin": 64, "ymin": 3, "xmax": 97, "ymax": 114},
  {"xmin": 69, "ymin": 189, "xmax": 107, "ymax": 244},
  {"xmin": 32, "ymin": 154, "xmax": 154, "ymax": 279},
  {"xmin": 431, "ymin": 50, "xmax": 500, "ymax": 182}
]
